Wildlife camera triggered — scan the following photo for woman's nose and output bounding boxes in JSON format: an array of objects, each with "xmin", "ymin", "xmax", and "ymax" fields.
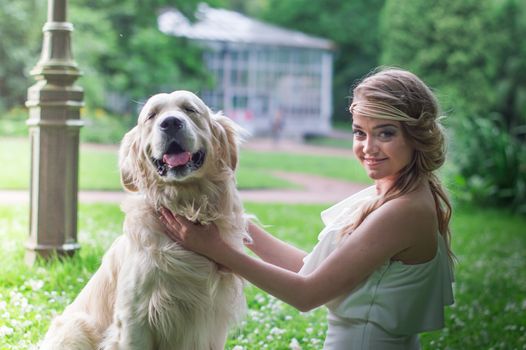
[{"xmin": 363, "ymin": 137, "xmax": 378, "ymax": 154}]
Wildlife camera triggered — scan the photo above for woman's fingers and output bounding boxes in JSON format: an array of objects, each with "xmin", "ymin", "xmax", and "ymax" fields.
[
  {"xmin": 159, "ymin": 207, "xmax": 202, "ymax": 243},
  {"xmin": 159, "ymin": 207, "xmax": 186, "ymax": 243},
  {"xmin": 159, "ymin": 215, "xmax": 180, "ymax": 241},
  {"xmin": 160, "ymin": 208, "xmax": 180, "ymax": 227},
  {"xmin": 160, "ymin": 206, "xmax": 176, "ymax": 222}
]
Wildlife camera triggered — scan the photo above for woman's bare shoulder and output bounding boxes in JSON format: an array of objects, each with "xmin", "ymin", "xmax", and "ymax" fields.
[
  {"xmin": 375, "ymin": 191, "xmax": 434, "ymax": 220},
  {"xmin": 344, "ymin": 190, "xmax": 437, "ymax": 264},
  {"xmin": 362, "ymin": 189, "xmax": 437, "ymax": 242}
]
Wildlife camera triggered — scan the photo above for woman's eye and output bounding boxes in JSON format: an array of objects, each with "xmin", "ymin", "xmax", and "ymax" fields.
[
  {"xmin": 352, "ymin": 129, "xmax": 365, "ymax": 138},
  {"xmin": 379, "ymin": 130, "xmax": 395, "ymax": 140}
]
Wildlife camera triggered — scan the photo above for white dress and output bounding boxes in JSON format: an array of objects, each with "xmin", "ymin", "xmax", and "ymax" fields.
[{"xmin": 299, "ymin": 186, "xmax": 455, "ymax": 350}]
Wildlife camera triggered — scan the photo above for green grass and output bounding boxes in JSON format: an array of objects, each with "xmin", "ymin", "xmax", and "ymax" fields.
[
  {"xmin": 1, "ymin": 203, "xmax": 525, "ymax": 349},
  {"xmin": 79, "ymin": 146, "xmax": 122, "ymax": 190},
  {"xmin": 239, "ymin": 150, "xmax": 370, "ymax": 184},
  {"xmin": 236, "ymin": 167, "xmax": 300, "ymax": 190},
  {"xmin": 0, "ymin": 138, "xmax": 121, "ymax": 190},
  {"xmin": 0, "ymin": 138, "xmax": 370, "ymax": 191},
  {"xmin": 0, "ymin": 138, "xmax": 30, "ymax": 189},
  {"xmin": 0, "ymin": 107, "xmax": 134, "ymax": 144},
  {"xmin": 304, "ymin": 136, "xmax": 354, "ymax": 149}
]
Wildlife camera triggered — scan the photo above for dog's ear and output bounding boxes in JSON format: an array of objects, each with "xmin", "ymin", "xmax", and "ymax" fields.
[
  {"xmin": 212, "ymin": 113, "xmax": 247, "ymax": 171},
  {"xmin": 119, "ymin": 126, "xmax": 140, "ymax": 192}
]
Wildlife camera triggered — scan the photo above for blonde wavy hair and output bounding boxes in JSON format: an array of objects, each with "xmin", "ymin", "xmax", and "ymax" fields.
[{"xmin": 344, "ymin": 67, "xmax": 453, "ymax": 260}]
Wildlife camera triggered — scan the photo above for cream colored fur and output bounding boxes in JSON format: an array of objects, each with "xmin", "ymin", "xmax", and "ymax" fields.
[{"xmin": 40, "ymin": 91, "xmax": 248, "ymax": 350}]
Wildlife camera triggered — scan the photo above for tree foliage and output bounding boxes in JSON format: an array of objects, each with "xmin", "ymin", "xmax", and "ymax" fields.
[
  {"xmin": 0, "ymin": 0, "xmax": 221, "ymax": 112},
  {"xmin": 381, "ymin": 0, "xmax": 501, "ymax": 118},
  {"xmin": 69, "ymin": 0, "xmax": 214, "ymax": 111},
  {"xmin": 0, "ymin": 0, "xmax": 45, "ymax": 110},
  {"xmin": 491, "ymin": 0, "xmax": 526, "ymax": 132},
  {"xmin": 381, "ymin": 0, "xmax": 526, "ymax": 212}
]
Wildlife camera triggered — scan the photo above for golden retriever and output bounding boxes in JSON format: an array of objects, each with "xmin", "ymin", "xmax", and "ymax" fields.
[{"xmin": 40, "ymin": 91, "xmax": 249, "ymax": 350}]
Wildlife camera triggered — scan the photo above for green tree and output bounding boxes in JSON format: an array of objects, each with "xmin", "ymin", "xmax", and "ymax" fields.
[
  {"xmin": 69, "ymin": 0, "xmax": 215, "ymax": 111},
  {"xmin": 381, "ymin": 0, "xmax": 503, "ymax": 118},
  {"xmin": 0, "ymin": 0, "xmax": 45, "ymax": 110},
  {"xmin": 492, "ymin": 0, "xmax": 526, "ymax": 132},
  {"xmin": 381, "ymin": 0, "xmax": 526, "ymax": 212}
]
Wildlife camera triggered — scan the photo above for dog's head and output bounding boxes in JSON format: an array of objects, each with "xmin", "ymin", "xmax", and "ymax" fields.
[{"xmin": 119, "ymin": 91, "xmax": 243, "ymax": 193}]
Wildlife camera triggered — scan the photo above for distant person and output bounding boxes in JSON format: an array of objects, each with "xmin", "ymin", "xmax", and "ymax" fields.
[
  {"xmin": 160, "ymin": 67, "xmax": 455, "ymax": 349},
  {"xmin": 271, "ymin": 108, "xmax": 284, "ymax": 144}
]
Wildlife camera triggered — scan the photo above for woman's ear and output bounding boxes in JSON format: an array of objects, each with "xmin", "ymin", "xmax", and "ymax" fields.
[
  {"xmin": 212, "ymin": 113, "xmax": 247, "ymax": 171},
  {"xmin": 119, "ymin": 126, "xmax": 140, "ymax": 192}
]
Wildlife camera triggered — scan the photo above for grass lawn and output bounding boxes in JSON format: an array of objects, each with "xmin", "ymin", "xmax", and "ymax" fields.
[
  {"xmin": 304, "ymin": 136, "xmax": 353, "ymax": 149},
  {"xmin": 239, "ymin": 150, "xmax": 370, "ymax": 185},
  {"xmin": 0, "ymin": 138, "xmax": 121, "ymax": 191},
  {"xmin": 0, "ymin": 138, "xmax": 370, "ymax": 191},
  {"xmin": 1, "ymin": 202, "xmax": 525, "ymax": 349}
]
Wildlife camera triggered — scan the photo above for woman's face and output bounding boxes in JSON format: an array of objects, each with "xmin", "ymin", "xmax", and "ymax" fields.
[{"xmin": 352, "ymin": 113, "xmax": 414, "ymax": 183}]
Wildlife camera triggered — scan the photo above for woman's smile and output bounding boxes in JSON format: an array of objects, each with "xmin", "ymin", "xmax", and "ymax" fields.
[{"xmin": 363, "ymin": 157, "xmax": 388, "ymax": 167}]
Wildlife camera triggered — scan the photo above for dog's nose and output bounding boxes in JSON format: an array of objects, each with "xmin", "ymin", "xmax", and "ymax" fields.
[{"xmin": 159, "ymin": 116, "xmax": 184, "ymax": 133}]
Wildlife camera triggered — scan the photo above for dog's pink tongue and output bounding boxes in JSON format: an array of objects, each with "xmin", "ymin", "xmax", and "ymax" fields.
[{"xmin": 163, "ymin": 152, "xmax": 191, "ymax": 167}]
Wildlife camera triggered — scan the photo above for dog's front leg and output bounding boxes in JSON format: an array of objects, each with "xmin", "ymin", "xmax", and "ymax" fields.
[
  {"xmin": 101, "ymin": 251, "xmax": 155, "ymax": 350},
  {"xmin": 100, "ymin": 314, "xmax": 154, "ymax": 350}
]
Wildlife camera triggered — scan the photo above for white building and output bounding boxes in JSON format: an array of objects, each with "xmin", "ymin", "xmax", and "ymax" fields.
[{"xmin": 159, "ymin": 4, "xmax": 334, "ymax": 138}]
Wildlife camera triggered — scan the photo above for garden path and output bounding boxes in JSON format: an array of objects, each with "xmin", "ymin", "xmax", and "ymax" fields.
[{"xmin": 0, "ymin": 137, "xmax": 370, "ymax": 205}]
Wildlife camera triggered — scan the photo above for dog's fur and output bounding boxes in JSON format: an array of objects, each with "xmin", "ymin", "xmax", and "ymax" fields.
[{"xmin": 40, "ymin": 91, "xmax": 248, "ymax": 350}]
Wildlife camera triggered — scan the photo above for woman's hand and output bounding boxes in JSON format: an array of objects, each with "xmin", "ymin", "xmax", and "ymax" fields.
[{"xmin": 159, "ymin": 207, "xmax": 227, "ymax": 261}]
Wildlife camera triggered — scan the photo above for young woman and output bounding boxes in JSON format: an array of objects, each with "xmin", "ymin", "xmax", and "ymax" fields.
[{"xmin": 160, "ymin": 67, "xmax": 454, "ymax": 349}]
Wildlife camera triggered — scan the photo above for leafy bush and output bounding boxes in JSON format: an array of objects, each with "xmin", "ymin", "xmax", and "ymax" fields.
[
  {"xmin": 80, "ymin": 108, "xmax": 134, "ymax": 144},
  {"xmin": 447, "ymin": 115, "xmax": 526, "ymax": 213},
  {"xmin": 0, "ymin": 106, "xmax": 134, "ymax": 145},
  {"xmin": 0, "ymin": 106, "xmax": 28, "ymax": 137},
  {"xmin": 381, "ymin": 0, "xmax": 526, "ymax": 213}
]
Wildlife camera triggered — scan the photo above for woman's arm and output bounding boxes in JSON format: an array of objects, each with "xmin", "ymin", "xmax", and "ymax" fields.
[
  {"xmin": 246, "ymin": 221, "xmax": 307, "ymax": 272},
  {"xmin": 160, "ymin": 201, "xmax": 428, "ymax": 311}
]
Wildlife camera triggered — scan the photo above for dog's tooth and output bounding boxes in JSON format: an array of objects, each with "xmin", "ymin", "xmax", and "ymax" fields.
[{"xmin": 157, "ymin": 164, "xmax": 167, "ymax": 176}]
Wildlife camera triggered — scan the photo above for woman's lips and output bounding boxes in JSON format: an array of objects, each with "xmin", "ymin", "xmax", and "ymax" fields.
[{"xmin": 363, "ymin": 157, "xmax": 387, "ymax": 166}]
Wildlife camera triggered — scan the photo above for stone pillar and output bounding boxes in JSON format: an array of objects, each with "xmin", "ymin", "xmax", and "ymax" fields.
[{"xmin": 25, "ymin": 0, "xmax": 84, "ymax": 265}]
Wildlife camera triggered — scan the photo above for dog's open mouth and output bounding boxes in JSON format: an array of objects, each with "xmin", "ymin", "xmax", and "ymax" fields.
[{"xmin": 153, "ymin": 141, "xmax": 206, "ymax": 177}]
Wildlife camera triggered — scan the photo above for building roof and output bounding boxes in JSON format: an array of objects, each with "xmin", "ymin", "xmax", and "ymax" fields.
[{"xmin": 158, "ymin": 4, "xmax": 334, "ymax": 50}]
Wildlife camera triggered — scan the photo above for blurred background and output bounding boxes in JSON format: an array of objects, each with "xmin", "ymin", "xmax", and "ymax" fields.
[
  {"xmin": 1, "ymin": 1, "xmax": 525, "ymax": 348},
  {"xmin": 1, "ymin": 0, "xmax": 525, "ymax": 213}
]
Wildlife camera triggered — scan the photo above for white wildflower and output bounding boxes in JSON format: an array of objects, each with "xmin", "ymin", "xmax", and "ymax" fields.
[
  {"xmin": 255, "ymin": 293, "xmax": 266, "ymax": 304},
  {"xmin": 27, "ymin": 279, "xmax": 44, "ymax": 291},
  {"xmin": 310, "ymin": 338, "xmax": 321, "ymax": 345},
  {"xmin": 0, "ymin": 325, "xmax": 14, "ymax": 337},
  {"xmin": 289, "ymin": 337, "xmax": 302, "ymax": 350},
  {"xmin": 270, "ymin": 327, "xmax": 285, "ymax": 336}
]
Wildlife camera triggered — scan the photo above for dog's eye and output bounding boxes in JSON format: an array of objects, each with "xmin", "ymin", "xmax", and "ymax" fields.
[
  {"xmin": 182, "ymin": 105, "xmax": 198, "ymax": 114},
  {"xmin": 146, "ymin": 111, "xmax": 157, "ymax": 121}
]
